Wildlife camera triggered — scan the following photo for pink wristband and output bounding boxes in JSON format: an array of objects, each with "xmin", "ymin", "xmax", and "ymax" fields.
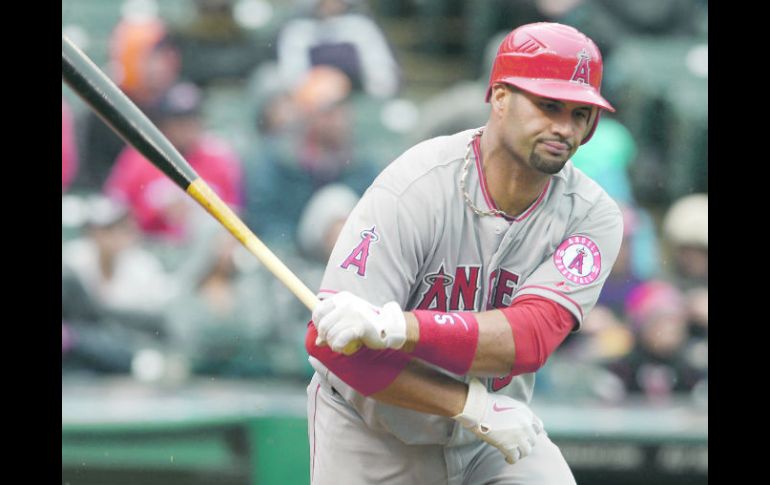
[{"xmin": 411, "ymin": 310, "xmax": 480, "ymax": 375}]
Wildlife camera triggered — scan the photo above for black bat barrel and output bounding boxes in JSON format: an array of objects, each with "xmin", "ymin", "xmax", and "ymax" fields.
[{"xmin": 61, "ymin": 35, "xmax": 198, "ymax": 190}]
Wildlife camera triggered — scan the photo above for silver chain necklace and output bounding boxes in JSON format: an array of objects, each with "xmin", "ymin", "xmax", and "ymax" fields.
[{"xmin": 459, "ymin": 127, "xmax": 516, "ymax": 219}]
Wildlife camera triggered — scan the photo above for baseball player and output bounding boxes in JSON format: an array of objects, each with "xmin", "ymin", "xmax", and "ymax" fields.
[{"xmin": 306, "ymin": 22, "xmax": 623, "ymax": 484}]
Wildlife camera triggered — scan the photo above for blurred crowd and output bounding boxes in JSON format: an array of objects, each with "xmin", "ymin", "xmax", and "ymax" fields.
[{"xmin": 62, "ymin": 0, "xmax": 707, "ymax": 406}]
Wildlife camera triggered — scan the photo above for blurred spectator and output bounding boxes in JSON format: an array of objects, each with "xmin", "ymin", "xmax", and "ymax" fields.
[
  {"xmin": 63, "ymin": 264, "xmax": 145, "ymax": 375},
  {"xmin": 74, "ymin": 17, "xmax": 182, "ymax": 192},
  {"xmin": 255, "ymin": 183, "xmax": 362, "ymax": 379},
  {"xmin": 570, "ymin": 305, "xmax": 635, "ymax": 364},
  {"xmin": 63, "ymin": 258, "xmax": 184, "ymax": 381},
  {"xmin": 62, "ymin": 99, "xmax": 78, "ymax": 193},
  {"xmin": 572, "ymin": 118, "xmax": 636, "ymax": 205},
  {"xmin": 275, "ymin": 0, "xmax": 401, "ymax": 98},
  {"xmin": 168, "ymin": 0, "xmax": 265, "ymax": 87},
  {"xmin": 163, "ymin": 220, "xmax": 303, "ymax": 378},
  {"xmin": 662, "ymin": 193, "xmax": 708, "ymax": 289},
  {"xmin": 607, "ymin": 280, "xmax": 706, "ymax": 402},
  {"xmin": 411, "ymin": 30, "xmax": 501, "ymax": 144},
  {"xmin": 62, "ymin": 192, "xmax": 177, "ymax": 377},
  {"xmin": 105, "ymin": 82, "xmax": 243, "ymax": 243},
  {"xmin": 535, "ymin": 354, "xmax": 628, "ymax": 404},
  {"xmin": 109, "ymin": 17, "xmax": 181, "ymax": 106},
  {"xmin": 61, "ymin": 195, "xmax": 178, "ymax": 315},
  {"xmin": 286, "ymin": 183, "xmax": 361, "ymax": 298},
  {"xmin": 244, "ymin": 66, "xmax": 379, "ymax": 245},
  {"xmin": 247, "ymin": 62, "xmax": 303, "ymax": 141},
  {"xmin": 296, "ymin": 183, "xmax": 360, "ymax": 266},
  {"xmin": 662, "ymin": 193, "xmax": 708, "ymax": 398}
]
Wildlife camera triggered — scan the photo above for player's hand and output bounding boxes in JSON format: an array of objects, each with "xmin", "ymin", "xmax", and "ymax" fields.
[
  {"xmin": 312, "ymin": 291, "xmax": 407, "ymax": 353},
  {"xmin": 453, "ymin": 378, "xmax": 544, "ymax": 465}
]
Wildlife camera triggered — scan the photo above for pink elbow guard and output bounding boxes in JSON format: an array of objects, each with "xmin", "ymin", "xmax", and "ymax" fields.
[
  {"xmin": 305, "ymin": 322, "xmax": 410, "ymax": 396},
  {"xmin": 411, "ymin": 310, "xmax": 480, "ymax": 375}
]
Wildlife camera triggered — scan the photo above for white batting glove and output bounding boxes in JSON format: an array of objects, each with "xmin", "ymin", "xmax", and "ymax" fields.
[
  {"xmin": 453, "ymin": 378, "xmax": 544, "ymax": 465},
  {"xmin": 313, "ymin": 291, "xmax": 407, "ymax": 352}
]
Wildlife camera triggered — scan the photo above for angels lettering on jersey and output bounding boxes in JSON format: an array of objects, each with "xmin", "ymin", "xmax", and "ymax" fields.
[{"xmin": 416, "ymin": 264, "xmax": 520, "ymax": 313}]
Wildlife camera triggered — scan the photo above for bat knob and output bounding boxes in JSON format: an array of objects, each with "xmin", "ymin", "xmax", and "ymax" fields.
[{"xmin": 341, "ymin": 340, "xmax": 363, "ymax": 356}]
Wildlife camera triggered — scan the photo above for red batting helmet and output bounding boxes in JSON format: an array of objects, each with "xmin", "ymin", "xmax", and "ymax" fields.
[{"xmin": 486, "ymin": 22, "xmax": 615, "ymax": 144}]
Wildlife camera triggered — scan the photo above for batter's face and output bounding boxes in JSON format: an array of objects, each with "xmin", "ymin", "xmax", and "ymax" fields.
[{"xmin": 493, "ymin": 85, "xmax": 595, "ymax": 174}]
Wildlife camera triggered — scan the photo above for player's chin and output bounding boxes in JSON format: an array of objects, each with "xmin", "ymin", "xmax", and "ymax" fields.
[{"xmin": 530, "ymin": 153, "xmax": 568, "ymax": 175}]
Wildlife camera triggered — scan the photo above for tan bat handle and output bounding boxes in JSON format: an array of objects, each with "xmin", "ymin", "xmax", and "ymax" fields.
[
  {"xmin": 187, "ymin": 180, "xmax": 320, "ymax": 311},
  {"xmin": 188, "ymin": 180, "xmax": 362, "ymax": 355}
]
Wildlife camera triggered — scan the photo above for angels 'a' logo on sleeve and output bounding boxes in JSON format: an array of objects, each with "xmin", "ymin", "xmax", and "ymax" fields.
[
  {"xmin": 340, "ymin": 226, "xmax": 379, "ymax": 277},
  {"xmin": 553, "ymin": 235, "xmax": 602, "ymax": 285}
]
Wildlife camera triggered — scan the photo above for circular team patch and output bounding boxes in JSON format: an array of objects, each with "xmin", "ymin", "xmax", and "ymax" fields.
[{"xmin": 553, "ymin": 235, "xmax": 602, "ymax": 285}]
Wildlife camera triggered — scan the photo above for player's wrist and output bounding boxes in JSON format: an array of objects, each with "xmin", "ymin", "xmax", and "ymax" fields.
[
  {"xmin": 409, "ymin": 310, "xmax": 480, "ymax": 375},
  {"xmin": 401, "ymin": 313, "xmax": 420, "ymax": 353},
  {"xmin": 377, "ymin": 301, "xmax": 408, "ymax": 349},
  {"xmin": 452, "ymin": 377, "xmax": 488, "ymax": 428}
]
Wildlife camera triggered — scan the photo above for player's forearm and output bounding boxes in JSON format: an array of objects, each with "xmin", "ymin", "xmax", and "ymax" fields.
[
  {"xmin": 307, "ymin": 322, "xmax": 467, "ymax": 416},
  {"xmin": 402, "ymin": 295, "xmax": 576, "ymax": 378},
  {"xmin": 402, "ymin": 311, "xmax": 515, "ymax": 376},
  {"xmin": 311, "ymin": 294, "xmax": 574, "ymax": 399},
  {"xmin": 371, "ymin": 360, "xmax": 468, "ymax": 417}
]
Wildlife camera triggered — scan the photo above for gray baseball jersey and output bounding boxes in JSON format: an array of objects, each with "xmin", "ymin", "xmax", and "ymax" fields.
[{"xmin": 309, "ymin": 127, "xmax": 622, "ymax": 476}]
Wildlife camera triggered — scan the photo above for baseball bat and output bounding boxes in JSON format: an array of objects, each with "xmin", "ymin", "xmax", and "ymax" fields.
[
  {"xmin": 63, "ymin": 37, "xmax": 318, "ymax": 314},
  {"xmin": 61, "ymin": 35, "xmax": 361, "ymax": 355}
]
